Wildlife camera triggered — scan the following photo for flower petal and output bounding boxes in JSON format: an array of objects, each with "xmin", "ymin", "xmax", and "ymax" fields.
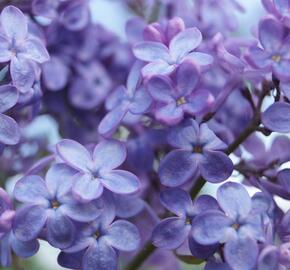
[
  {"xmin": 160, "ymin": 188, "xmax": 193, "ymax": 217},
  {"xmin": 188, "ymin": 236, "xmax": 219, "ymax": 259},
  {"xmin": 262, "ymin": 102, "xmax": 290, "ymax": 133},
  {"xmin": 92, "ymin": 140, "xmax": 126, "ymax": 171},
  {"xmin": 155, "ymin": 103, "xmax": 184, "ymax": 125},
  {"xmin": 0, "ymin": 84, "xmax": 18, "ymax": 113},
  {"xmin": 0, "ymin": 113, "xmax": 20, "ymax": 145},
  {"xmin": 56, "ymin": 139, "xmax": 91, "ymax": 172},
  {"xmin": 142, "ymin": 61, "xmax": 175, "ymax": 77},
  {"xmin": 199, "ymin": 150, "xmax": 233, "ymax": 183},
  {"xmin": 192, "ymin": 211, "xmax": 232, "ymax": 245},
  {"xmin": 224, "ymin": 237, "xmax": 258, "ymax": 270},
  {"xmin": 11, "ymin": 234, "xmax": 39, "ymax": 258},
  {"xmin": 82, "ymin": 240, "xmax": 117, "ymax": 270},
  {"xmin": 100, "ymin": 170, "xmax": 140, "ymax": 195},
  {"xmin": 14, "ymin": 175, "xmax": 49, "ymax": 204},
  {"xmin": 217, "ymin": 182, "xmax": 251, "ymax": 220},
  {"xmin": 1, "ymin": 6, "xmax": 28, "ymax": 40},
  {"xmin": 159, "ymin": 149, "xmax": 198, "ymax": 187},
  {"xmin": 186, "ymin": 52, "xmax": 213, "ymax": 68},
  {"xmin": 147, "ymin": 75, "xmax": 174, "ymax": 103},
  {"xmin": 104, "ymin": 220, "xmax": 140, "ymax": 251},
  {"xmin": 169, "ymin": 28, "xmax": 202, "ymax": 60},
  {"xmin": 13, "ymin": 204, "xmax": 47, "ymax": 241},
  {"xmin": 152, "ymin": 217, "xmax": 190, "ymax": 249},
  {"xmin": 133, "ymin": 42, "xmax": 170, "ymax": 62},
  {"xmin": 46, "ymin": 210, "xmax": 76, "ymax": 249},
  {"xmin": 258, "ymin": 246, "xmax": 279, "ymax": 270},
  {"xmin": 129, "ymin": 88, "xmax": 152, "ymax": 114}
]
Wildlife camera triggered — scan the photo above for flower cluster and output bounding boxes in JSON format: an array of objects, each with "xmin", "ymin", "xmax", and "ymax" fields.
[{"xmin": 0, "ymin": 1, "xmax": 290, "ymax": 270}]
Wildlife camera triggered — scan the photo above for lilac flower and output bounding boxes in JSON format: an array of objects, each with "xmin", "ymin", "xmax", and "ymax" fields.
[
  {"xmin": 0, "ymin": 188, "xmax": 15, "ymax": 238},
  {"xmin": 58, "ymin": 205, "xmax": 140, "ymax": 270},
  {"xmin": 13, "ymin": 164, "xmax": 102, "ymax": 249},
  {"xmin": 98, "ymin": 62, "xmax": 152, "ymax": 136},
  {"xmin": 192, "ymin": 182, "xmax": 268, "ymax": 270},
  {"xmin": 0, "ymin": 6, "xmax": 49, "ymax": 92},
  {"xmin": 0, "ymin": 84, "xmax": 20, "ymax": 145},
  {"xmin": 263, "ymin": 0, "xmax": 290, "ymax": 28},
  {"xmin": 133, "ymin": 17, "xmax": 213, "ymax": 77},
  {"xmin": 159, "ymin": 119, "xmax": 233, "ymax": 186},
  {"xmin": 147, "ymin": 61, "xmax": 213, "ymax": 125},
  {"xmin": 246, "ymin": 17, "xmax": 290, "ymax": 81},
  {"xmin": 56, "ymin": 139, "xmax": 140, "ymax": 201},
  {"xmin": 152, "ymin": 188, "xmax": 219, "ymax": 258}
]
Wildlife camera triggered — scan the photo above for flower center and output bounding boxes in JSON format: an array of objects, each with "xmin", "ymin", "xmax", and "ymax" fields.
[
  {"xmin": 193, "ymin": 145, "xmax": 203, "ymax": 153},
  {"xmin": 51, "ymin": 200, "xmax": 60, "ymax": 209},
  {"xmin": 232, "ymin": 223, "xmax": 240, "ymax": 230},
  {"xmin": 272, "ymin": 54, "xmax": 281, "ymax": 63},
  {"xmin": 185, "ymin": 217, "xmax": 192, "ymax": 225},
  {"xmin": 176, "ymin": 96, "xmax": 186, "ymax": 106},
  {"xmin": 93, "ymin": 231, "xmax": 101, "ymax": 239}
]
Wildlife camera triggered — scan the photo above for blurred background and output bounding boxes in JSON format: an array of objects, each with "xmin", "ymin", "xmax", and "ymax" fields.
[{"xmin": 3, "ymin": 0, "xmax": 265, "ymax": 269}]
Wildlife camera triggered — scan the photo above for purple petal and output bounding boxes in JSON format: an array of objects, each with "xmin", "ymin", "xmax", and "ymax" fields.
[
  {"xmin": 193, "ymin": 195, "xmax": 220, "ymax": 214},
  {"xmin": 105, "ymin": 86, "xmax": 126, "ymax": 110},
  {"xmin": 60, "ymin": 200, "xmax": 102, "ymax": 222},
  {"xmin": 199, "ymin": 150, "xmax": 233, "ymax": 183},
  {"xmin": 273, "ymin": 60, "xmax": 290, "ymax": 81},
  {"xmin": 192, "ymin": 211, "xmax": 232, "ymax": 245},
  {"xmin": 155, "ymin": 103, "xmax": 184, "ymax": 125},
  {"xmin": 104, "ymin": 220, "xmax": 140, "ymax": 251},
  {"xmin": 129, "ymin": 88, "xmax": 152, "ymax": 114},
  {"xmin": 246, "ymin": 47, "xmax": 272, "ymax": 69},
  {"xmin": 217, "ymin": 182, "xmax": 251, "ymax": 220},
  {"xmin": 42, "ymin": 57, "xmax": 69, "ymax": 91},
  {"xmin": 14, "ymin": 175, "xmax": 49, "ymax": 204},
  {"xmin": 262, "ymin": 102, "xmax": 290, "ymax": 133},
  {"xmin": 19, "ymin": 37, "xmax": 49, "ymax": 63},
  {"xmin": 11, "ymin": 234, "xmax": 39, "ymax": 258},
  {"xmin": 258, "ymin": 246, "xmax": 279, "ymax": 270},
  {"xmin": 10, "ymin": 57, "xmax": 35, "ymax": 92},
  {"xmin": 56, "ymin": 139, "xmax": 91, "ymax": 172},
  {"xmin": 166, "ymin": 17, "xmax": 185, "ymax": 41},
  {"xmin": 58, "ymin": 251, "xmax": 83, "ymax": 270},
  {"xmin": 188, "ymin": 236, "xmax": 219, "ymax": 259},
  {"xmin": 186, "ymin": 52, "xmax": 213, "ymax": 68},
  {"xmin": 13, "ymin": 204, "xmax": 47, "ymax": 241},
  {"xmin": 278, "ymin": 169, "xmax": 290, "ymax": 194},
  {"xmin": 224, "ymin": 237, "xmax": 258, "ymax": 270},
  {"xmin": 147, "ymin": 75, "xmax": 174, "ymax": 103},
  {"xmin": 100, "ymin": 170, "xmax": 140, "ymax": 195},
  {"xmin": 169, "ymin": 28, "xmax": 202, "ymax": 60},
  {"xmin": 133, "ymin": 42, "xmax": 170, "ymax": 62},
  {"xmin": 0, "ymin": 34, "xmax": 12, "ymax": 62},
  {"xmin": 160, "ymin": 188, "xmax": 193, "ymax": 217},
  {"xmin": 73, "ymin": 174, "xmax": 103, "ymax": 201},
  {"xmin": 45, "ymin": 163, "xmax": 77, "ymax": 199},
  {"xmin": 114, "ymin": 194, "xmax": 144, "ymax": 218},
  {"xmin": 142, "ymin": 61, "xmax": 175, "ymax": 77},
  {"xmin": 1, "ymin": 6, "xmax": 28, "ymax": 40},
  {"xmin": 259, "ymin": 17, "xmax": 284, "ymax": 51},
  {"xmin": 159, "ymin": 150, "xmax": 198, "ymax": 187},
  {"xmin": 92, "ymin": 140, "xmax": 126, "ymax": 171},
  {"xmin": 152, "ymin": 217, "xmax": 190, "ymax": 249},
  {"xmin": 46, "ymin": 210, "xmax": 76, "ymax": 249},
  {"xmin": 0, "ymin": 113, "xmax": 20, "ymax": 145},
  {"xmin": 82, "ymin": 240, "xmax": 117, "ymax": 270},
  {"xmin": 98, "ymin": 106, "xmax": 127, "ymax": 136},
  {"xmin": 0, "ymin": 85, "xmax": 18, "ymax": 113},
  {"xmin": 176, "ymin": 61, "xmax": 199, "ymax": 95},
  {"xmin": 126, "ymin": 61, "xmax": 142, "ymax": 92}
]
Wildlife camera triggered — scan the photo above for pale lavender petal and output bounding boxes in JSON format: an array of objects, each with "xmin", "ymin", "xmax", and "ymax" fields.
[
  {"xmin": 155, "ymin": 103, "xmax": 184, "ymax": 125},
  {"xmin": 56, "ymin": 139, "xmax": 91, "ymax": 172},
  {"xmin": 224, "ymin": 237, "xmax": 258, "ymax": 270},
  {"xmin": 147, "ymin": 75, "xmax": 174, "ymax": 103},
  {"xmin": 0, "ymin": 113, "xmax": 20, "ymax": 145},
  {"xmin": 142, "ymin": 61, "xmax": 175, "ymax": 77},
  {"xmin": 262, "ymin": 102, "xmax": 290, "ymax": 133},
  {"xmin": 193, "ymin": 195, "xmax": 220, "ymax": 214},
  {"xmin": 100, "ymin": 170, "xmax": 140, "ymax": 194},
  {"xmin": 159, "ymin": 150, "xmax": 198, "ymax": 187},
  {"xmin": 133, "ymin": 42, "xmax": 170, "ymax": 62},
  {"xmin": 0, "ymin": 85, "xmax": 18, "ymax": 113},
  {"xmin": 273, "ymin": 60, "xmax": 290, "ymax": 81},
  {"xmin": 0, "ymin": 34, "xmax": 12, "ymax": 62},
  {"xmin": 105, "ymin": 86, "xmax": 126, "ymax": 110},
  {"xmin": 186, "ymin": 52, "xmax": 214, "ymax": 68},
  {"xmin": 152, "ymin": 217, "xmax": 190, "ymax": 249},
  {"xmin": 199, "ymin": 150, "xmax": 233, "ymax": 183},
  {"xmin": 11, "ymin": 235, "xmax": 39, "ymax": 258},
  {"xmin": 1, "ymin": 6, "xmax": 28, "ymax": 40},
  {"xmin": 92, "ymin": 140, "xmax": 126, "ymax": 171},
  {"xmin": 246, "ymin": 47, "xmax": 272, "ymax": 69},
  {"xmin": 169, "ymin": 28, "xmax": 202, "ymax": 60},
  {"xmin": 14, "ymin": 175, "xmax": 49, "ymax": 204},
  {"xmin": 258, "ymin": 246, "xmax": 279, "ymax": 270},
  {"xmin": 104, "ymin": 220, "xmax": 140, "ymax": 251},
  {"xmin": 217, "ymin": 182, "xmax": 251, "ymax": 220},
  {"xmin": 129, "ymin": 88, "xmax": 152, "ymax": 114}
]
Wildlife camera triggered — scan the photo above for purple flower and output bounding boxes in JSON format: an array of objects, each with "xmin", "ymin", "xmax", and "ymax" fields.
[
  {"xmin": 147, "ymin": 61, "xmax": 213, "ymax": 125},
  {"xmin": 0, "ymin": 84, "xmax": 20, "ymax": 145},
  {"xmin": 246, "ymin": 17, "xmax": 290, "ymax": 81},
  {"xmin": 0, "ymin": 6, "xmax": 49, "ymax": 92},
  {"xmin": 98, "ymin": 62, "xmax": 152, "ymax": 136},
  {"xmin": 192, "ymin": 182, "xmax": 267, "ymax": 270},
  {"xmin": 159, "ymin": 119, "xmax": 233, "ymax": 186},
  {"xmin": 13, "ymin": 164, "xmax": 102, "ymax": 249},
  {"xmin": 152, "ymin": 188, "xmax": 219, "ymax": 258},
  {"xmin": 133, "ymin": 17, "xmax": 213, "ymax": 77},
  {"xmin": 0, "ymin": 188, "xmax": 15, "ymax": 238},
  {"xmin": 56, "ymin": 139, "xmax": 140, "ymax": 201},
  {"xmin": 58, "ymin": 205, "xmax": 140, "ymax": 270}
]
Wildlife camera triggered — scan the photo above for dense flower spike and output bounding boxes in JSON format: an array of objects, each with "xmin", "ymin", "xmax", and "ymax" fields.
[{"xmin": 0, "ymin": 1, "xmax": 289, "ymax": 270}]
